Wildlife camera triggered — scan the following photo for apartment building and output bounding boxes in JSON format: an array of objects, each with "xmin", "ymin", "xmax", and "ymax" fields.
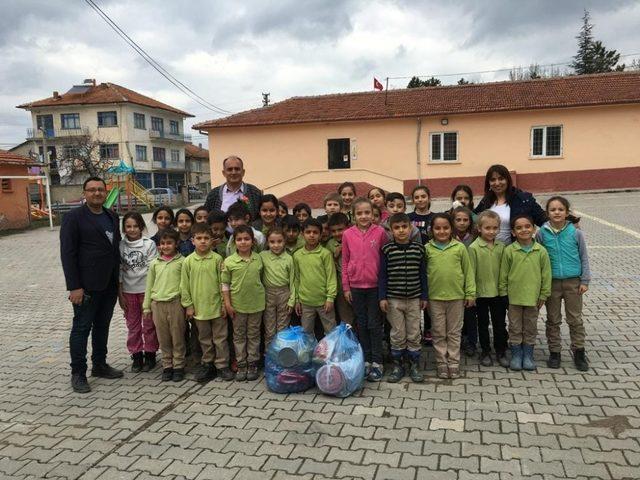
[
  {"xmin": 17, "ymin": 79, "xmax": 194, "ymax": 190},
  {"xmin": 185, "ymin": 143, "xmax": 211, "ymax": 191}
]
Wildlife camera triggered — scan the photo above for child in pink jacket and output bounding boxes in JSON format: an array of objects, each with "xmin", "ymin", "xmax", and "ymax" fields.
[{"xmin": 342, "ymin": 197, "xmax": 388, "ymax": 381}]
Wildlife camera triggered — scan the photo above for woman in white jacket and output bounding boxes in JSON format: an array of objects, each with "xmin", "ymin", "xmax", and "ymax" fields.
[{"xmin": 119, "ymin": 211, "xmax": 158, "ymax": 372}]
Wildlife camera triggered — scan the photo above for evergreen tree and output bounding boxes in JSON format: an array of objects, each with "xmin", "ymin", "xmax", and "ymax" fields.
[
  {"xmin": 457, "ymin": 78, "xmax": 471, "ymax": 85},
  {"xmin": 407, "ymin": 76, "xmax": 441, "ymax": 88},
  {"xmin": 571, "ymin": 10, "xmax": 622, "ymax": 74}
]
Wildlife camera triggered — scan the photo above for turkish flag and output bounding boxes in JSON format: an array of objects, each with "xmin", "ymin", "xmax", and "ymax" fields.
[{"xmin": 374, "ymin": 78, "xmax": 384, "ymax": 91}]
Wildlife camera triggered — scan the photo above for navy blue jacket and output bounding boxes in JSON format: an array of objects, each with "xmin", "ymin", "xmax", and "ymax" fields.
[
  {"xmin": 60, "ymin": 204, "xmax": 121, "ymax": 292},
  {"xmin": 474, "ymin": 187, "xmax": 547, "ymax": 227}
]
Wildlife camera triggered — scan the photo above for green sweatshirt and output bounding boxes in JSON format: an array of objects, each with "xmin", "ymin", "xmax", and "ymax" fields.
[
  {"xmin": 425, "ymin": 239, "xmax": 475, "ymax": 301},
  {"xmin": 180, "ymin": 251, "xmax": 224, "ymax": 320},
  {"xmin": 221, "ymin": 252, "xmax": 265, "ymax": 313},
  {"xmin": 468, "ymin": 238, "xmax": 505, "ymax": 298},
  {"xmin": 293, "ymin": 245, "xmax": 337, "ymax": 307},
  {"xmin": 499, "ymin": 241, "xmax": 552, "ymax": 307},
  {"xmin": 143, "ymin": 254, "xmax": 184, "ymax": 313},
  {"xmin": 325, "ymin": 238, "xmax": 343, "ymax": 286},
  {"xmin": 285, "ymin": 236, "xmax": 305, "ymax": 255},
  {"xmin": 260, "ymin": 250, "xmax": 296, "ymax": 307}
]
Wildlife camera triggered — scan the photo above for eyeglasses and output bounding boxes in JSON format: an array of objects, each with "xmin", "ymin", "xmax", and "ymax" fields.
[{"xmin": 84, "ymin": 188, "xmax": 106, "ymax": 193}]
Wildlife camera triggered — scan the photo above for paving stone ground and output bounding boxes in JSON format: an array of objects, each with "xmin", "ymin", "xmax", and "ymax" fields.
[{"xmin": 1, "ymin": 191, "xmax": 639, "ymax": 480}]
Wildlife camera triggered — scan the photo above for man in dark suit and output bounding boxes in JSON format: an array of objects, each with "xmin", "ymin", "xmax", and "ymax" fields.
[
  {"xmin": 203, "ymin": 155, "xmax": 262, "ymax": 219},
  {"xmin": 60, "ymin": 177, "xmax": 124, "ymax": 393}
]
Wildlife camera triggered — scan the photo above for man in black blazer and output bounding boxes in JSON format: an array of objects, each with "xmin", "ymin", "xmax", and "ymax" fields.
[
  {"xmin": 60, "ymin": 177, "xmax": 124, "ymax": 393},
  {"xmin": 203, "ymin": 155, "xmax": 262, "ymax": 220}
]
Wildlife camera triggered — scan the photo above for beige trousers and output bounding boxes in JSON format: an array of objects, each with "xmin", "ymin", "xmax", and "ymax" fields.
[
  {"xmin": 233, "ymin": 312, "xmax": 263, "ymax": 367},
  {"xmin": 387, "ymin": 297, "xmax": 422, "ymax": 353},
  {"xmin": 195, "ymin": 317, "xmax": 229, "ymax": 369},
  {"xmin": 151, "ymin": 298, "xmax": 186, "ymax": 369},
  {"xmin": 545, "ymin": 277, "xmax": 585, "ymax": 352},
  {"xmin": 429, "ymin": 299, "xmax": 464, "ymax": 367},
  {"xmin": 264, "ymin": 286, "xmax": 291, "ymax": 347},
  {"xmin": 301, "ymin": 304, "xmax": 336, "ymax": 335},
  {"xmin": 508, "ymin": 305, "xmax": 539, "ymax": 345}
]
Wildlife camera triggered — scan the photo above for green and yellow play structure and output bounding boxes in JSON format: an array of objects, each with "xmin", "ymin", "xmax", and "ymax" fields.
[{"xmin": 106, "ymin": 161, "xmax": 154, "ymax": 210}]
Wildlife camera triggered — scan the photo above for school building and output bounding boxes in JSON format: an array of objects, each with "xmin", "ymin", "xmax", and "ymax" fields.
[{"xmin": 194, "ymin": 71, "xmax": 640, "ymax": 207}]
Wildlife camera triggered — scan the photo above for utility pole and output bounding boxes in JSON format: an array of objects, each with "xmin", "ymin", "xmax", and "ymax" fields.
[
  {"xmin": 262, "ymin": 92, "xmax": 270, "ymax": 107},
  {"xmin": 38, "ymin": 127, "xmax": 54, "ymax": 230}
]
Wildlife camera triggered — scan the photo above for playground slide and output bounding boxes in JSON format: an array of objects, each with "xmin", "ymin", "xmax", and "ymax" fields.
[{"xmin": 104, "ymin": 188, "xmax": 120, "ymax": 209}]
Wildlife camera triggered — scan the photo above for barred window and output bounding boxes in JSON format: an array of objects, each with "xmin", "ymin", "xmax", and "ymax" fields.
[{"xmin": 531, "ymin": 126, "xmax": 562, "ymax": 157}]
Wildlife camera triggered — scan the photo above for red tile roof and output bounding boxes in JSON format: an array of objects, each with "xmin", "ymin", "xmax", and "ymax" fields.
[
  {"xmin": 194, "ymin": 71, "xmax": 640, "ymax": 129},
  {"xmin": 17, "ymin": 82, "xmax": 193, "ymax": 117},
  {"xmin": 185, "ymin": 143, "xmax": 209, "ymax": 159},
  {"xmin": 0, "ymin": 149, "xmax": 32, "ymax": 166}
]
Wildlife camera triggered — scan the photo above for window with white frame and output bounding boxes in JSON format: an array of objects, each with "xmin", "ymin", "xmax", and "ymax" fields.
[
  {"xmin": 97, "ymin": 111, "xmax": 117, "ymax": 127},
  {"xmin": 171, "ymin": 149, "xmax": 180, "ymax": 163},
  {"xmin": 136, "ymin": 145, "xmax": 147, "ymax": 162},
  {"xmin": 153, "ymin": 147, "xmax": 166, "ymax": 162},
  {"xmin": 169, "ymin": 120, "xmax": 179, "ymax": 134},
  {"xmin": 430, "ymin": 132, "xmax": 458, "ymax": 162},
  {"xmin": 60, "ymin": 113, "xmax": 80, "ymax": 130},
  {"xmin": 531, "ymin": 125, "xmax": 562, "ymax": 157},
  {"xmin": 99, "ymin": 143, "xmax": 119, "ymax": 159},
  {"xmin": 134, "ymin": 113, "xmax": 146, "ymax": 129}
]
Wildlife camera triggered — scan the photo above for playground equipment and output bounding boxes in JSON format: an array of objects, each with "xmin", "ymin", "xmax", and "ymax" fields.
[{"xmin": 106, "ymin": 160, "xmax": 154, "ymax": 210}]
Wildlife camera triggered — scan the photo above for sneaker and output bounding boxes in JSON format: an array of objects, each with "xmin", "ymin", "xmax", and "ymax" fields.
[
  {"xmin": 547, "ymin": 352, "xmax": 561, "ymax": 369},
  {"xmin": 142, "ymin": 352, "xmax": 156, "ymax": 372},
  {"xmin": 422, "ymin": 331, "xmax": 433, "ymax": 346},
  {"xmin": 480, "ymin": 351, "xmax": 493, "ymax": 367},
  {"xmin": 408, "ymin": 359, "xmax": 424, "ymax": 383},
  {"xmin": 172, "ymin": 368, "xmax": 185, "ymax": 382},
  {"xmin": 131, "ymin": 352, "xmax": 143, "ymax": 373},
  {"xmin": 573, "ymin": 348, "xmax": 589, "ymax": 371},
  {"xmin": 247, "ymin": 362, "xmax": 259, "ymax": 381},
  {"xmin": 161, "ymin": 368, "xmax": 173, "ymax": 382},
  {"xmin": 367, "ymin": 363, "xmax": 383, "ymax": 382},
  {"xmin": 497, "ymin": 352, "xmax": 510, "ymax": 368},
  {"xmin": 195, "ymin": 363, "xmax": 217, "ymax": 383},
  {"xmin": 218, "ymin": 367, "xmax": 235, "ymax": 381},
  {"xmin": 449, "ymin": 366, "xmax": 460, "ymax": 379},
  {"xmin": 387, "ymin": 360, "xmax": 405, "ymax": 383},
  {"xmin": 71, "ymin": 373, "xmax": 91, "ymax": 393},
  {"xmin": 464, "ymin": 344, "xmax": 477, "ymax": 358},
  {"xmin": 91, "ymin": 363, "xmax": 124, "ymax": 379},
  {"xmin": 364, "ymin": 362, "xmax": 371, "ymax": 379},
  {"xmin": 236, "ymin": 366, "xmax": 248, "ymax": 382},
  {"xmin": 437, "ymin": 365, "xmax": 449, "ymax": 379}
]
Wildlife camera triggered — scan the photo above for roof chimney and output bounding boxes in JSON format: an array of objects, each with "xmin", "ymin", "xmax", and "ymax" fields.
[
  {"xmin": 83, "ymin": 78, "xmax": 96, "ymax": 86},
  {"xmin": 53, "ymin": 91, "xmax": 60, "ymax": 99}
]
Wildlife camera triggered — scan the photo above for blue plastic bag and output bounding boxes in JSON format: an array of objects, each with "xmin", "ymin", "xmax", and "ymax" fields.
[
  {"xmin": 265, "ymin": 326, "xmax": 318, "ymax": 394},
  {"xmin": 313, "ymin": 323, "xmax": 365, "ymax": 397}
]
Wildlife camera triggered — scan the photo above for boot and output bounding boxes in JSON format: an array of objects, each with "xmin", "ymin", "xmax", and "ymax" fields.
[
  {"xmin": 143, "ymin": 352, "xmax": 156, "ymax": 372},
  {"xmin": 172, "ymin": 368, "xmax": 185, "ymax": 382},
  {"xmin": 247, "ymin": 362, "xmax": 259, "ymax": 381},
  {"xmin": 480, "ymin": 350, "xmax": 493, "ymax": 367},
  {"xmin": 387, "ymin": 358, "xmax": 404, "ymax": 383},
  {"xmin": 195, "ymin": 363, "xmax": 217, "ymax": 383},
  {"xmin": 509, "ymin": 344, "xmax": 523, "ymax": 371},
  {"xmin": 131, "ymin": 352, "xmax": 143, "ymax": 373},
  {"xmin": 409, "ymin": 357, "xmax": 424, "ymax": 383},
  {"xmin": 522, "ymin": 345, "xmax": 536, "ymax": 371},
  {"xmin": 71, "ymin": 373, "xmax": 91, "ymax": 393},
  {"xmin": 91, "ymin": 363, "xmax": 124, "ymax": 379},
  {"xmin": 573, "ymin": 348, "xmax": 589, "ymax": 371},
  {"xmin": 547, "ymin": 352, "xmax": 561, "ymax": 369},
  {"xmin": 497, "ymin": 352, "xmax": 510, "ymax": 368}
]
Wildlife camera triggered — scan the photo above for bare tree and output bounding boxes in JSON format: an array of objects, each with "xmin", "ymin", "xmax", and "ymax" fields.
[
  {"xmin": 57, "ymin": 131, "xmax": 114, "ymax": 184},
  {"xmin": 509, "ymin": 64, "xmax": 566, "ymax": 81}
]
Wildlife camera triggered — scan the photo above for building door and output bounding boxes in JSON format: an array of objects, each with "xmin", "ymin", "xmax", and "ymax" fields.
[
  {"xmin": 36, "ymin": 115, "xmax": 54, "ymax": 137},
  {"xmin": 328, "ymin": 138, "xmax": 350, "ymax": 169}
]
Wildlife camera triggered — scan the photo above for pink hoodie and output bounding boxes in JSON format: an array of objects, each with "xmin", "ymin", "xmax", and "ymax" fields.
[{"xmin": 341, "ymin": 224, "xmax": 388, "ymax": 291}]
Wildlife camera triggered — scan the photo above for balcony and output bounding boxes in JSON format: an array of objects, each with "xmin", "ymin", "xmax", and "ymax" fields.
[
  {"xmin": 27, "ymin": 127, "xmax": 91, "ymax": 140},
  {"xmin": 149, "ymin": 129, "xmax": 192, "ymax": 143},
  {"xmin": 153, "ymin": 160, "xmax": 186, "ymax": 171}
]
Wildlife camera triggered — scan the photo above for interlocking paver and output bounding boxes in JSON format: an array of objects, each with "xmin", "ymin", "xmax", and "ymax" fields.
[{"xmin": 0, "ymin": 192, "xmax": 639, "ymax": 479}]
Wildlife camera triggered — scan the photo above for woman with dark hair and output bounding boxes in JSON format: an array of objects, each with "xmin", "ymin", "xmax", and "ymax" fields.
[{"xmin": 474, "ymin": 164, "xmax": 546, "ymax": 244}]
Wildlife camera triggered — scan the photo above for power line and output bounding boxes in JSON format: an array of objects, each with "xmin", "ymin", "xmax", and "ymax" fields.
[
  {"xmin": 387, "ymin": 52, "xmax": 640, "ymax": 80},
  {"xmin": 85, "ymin": 0, "xmax": 234, "ymax": 116}
]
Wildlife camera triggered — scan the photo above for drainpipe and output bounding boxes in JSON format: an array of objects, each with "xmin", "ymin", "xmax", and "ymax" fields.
[{"xmin": 416, "ymin": 117, "xmax": 423, "ymax": 186}]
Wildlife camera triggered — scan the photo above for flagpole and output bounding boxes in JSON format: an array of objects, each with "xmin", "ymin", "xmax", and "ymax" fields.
[{"xmin": 384, "ymin": 77, "xmax": 389, "ymax": 105}]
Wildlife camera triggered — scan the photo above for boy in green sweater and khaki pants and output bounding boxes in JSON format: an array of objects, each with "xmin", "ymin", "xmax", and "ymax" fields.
[
  {"xmin": 294, "ymin": 219, "xmax": 337, "ymax": 336},
  {"xmin": 499, "ymin": 215, "xmax": 552, "ymax": 371}
]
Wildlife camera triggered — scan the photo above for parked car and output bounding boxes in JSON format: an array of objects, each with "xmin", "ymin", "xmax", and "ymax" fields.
[
  {"xmin": 143, "ymin": 187, "xmax": 177, "ymax": 206},
  {"xmin": 188, "ymin": 186, "xmax": 204, "ymax": 200}
]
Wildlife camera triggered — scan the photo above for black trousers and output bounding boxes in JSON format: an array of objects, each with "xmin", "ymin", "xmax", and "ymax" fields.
[
  {"xmin": 476, "ymin": 296, "xmax": 508, "ymax": 355},
  {"xmin": 69, "ymin": 284, "xmax": 117, "ymax": 374},
  {"xmin": 352, "ymin": 288, "xmax": 383, "ymax": 364}
]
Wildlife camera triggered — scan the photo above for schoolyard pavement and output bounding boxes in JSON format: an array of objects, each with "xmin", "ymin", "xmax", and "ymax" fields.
[{"xmin": 0, "ymin": 191, "xmax": 639, "ymax": 480}]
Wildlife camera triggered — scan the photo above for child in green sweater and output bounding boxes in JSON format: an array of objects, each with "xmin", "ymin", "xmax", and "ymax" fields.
[
  {"xmin": 326, "ymin": 213, "xmax": 354, "ymax": 327},
  {"xmin": 221, "ymin": 225, "xmax": 265, "ymax": 381},
  {"xmin": 499, "ymin": 214, "xmax": 552, "ymax": 371},
  {"xmin": 260, "ymin": 228, "xmax": 296, "ymax": 347},
  {"xmin": 181, "ymin": 223, "xmax": 234, "ymax": 383},
  {"xmin": 294, "ymin": 218, "xmax": 337, "ymax": 337},
  {"xmin": 143, "ymin": 229, "xmax": 186, "ymax": 382},
  {"xmin": 425, "ymin": 213, "xmax": 476, "ymax": 379},
  {"xmin": 468, "ymin": 211, "xmax": 509, "ymax": 368}
]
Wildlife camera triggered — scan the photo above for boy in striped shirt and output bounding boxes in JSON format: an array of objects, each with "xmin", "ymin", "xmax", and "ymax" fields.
[{"xmin": 379, "ymin": 213, "xmax": 428, "ymax": 383}]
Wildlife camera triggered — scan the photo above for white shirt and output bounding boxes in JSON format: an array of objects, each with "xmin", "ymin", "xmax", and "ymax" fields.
[
  {"xmin": 491, "ymin": 203, "xmax": 512, "ymax": 245},
  {"xmin": 221, "ymin": 183, "xmax": 246, "ymax": 212}
]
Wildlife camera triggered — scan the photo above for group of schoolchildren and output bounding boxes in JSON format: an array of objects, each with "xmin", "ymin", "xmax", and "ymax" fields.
[{"xmin": 118, "ymin": 181, "xmax": 591, "ymax": 385}]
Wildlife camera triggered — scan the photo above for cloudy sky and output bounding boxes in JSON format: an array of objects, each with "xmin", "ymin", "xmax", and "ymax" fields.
[{"xmin": 1, "ymin": 0, "xmax": 639, "ymax": 149}]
